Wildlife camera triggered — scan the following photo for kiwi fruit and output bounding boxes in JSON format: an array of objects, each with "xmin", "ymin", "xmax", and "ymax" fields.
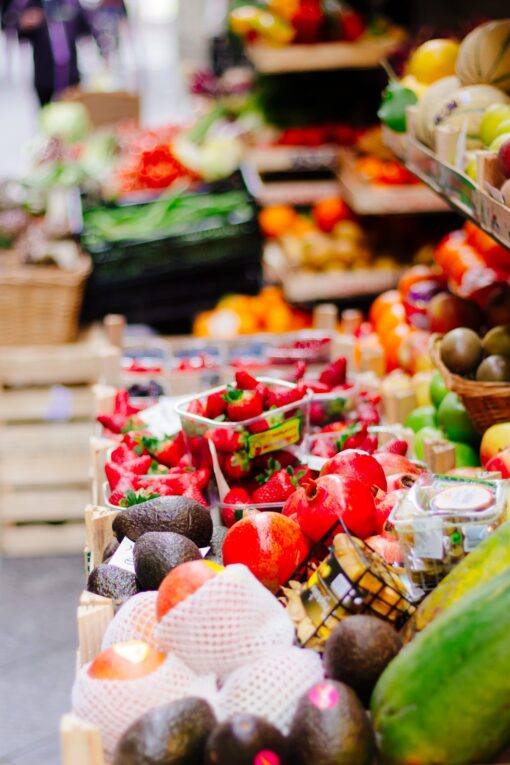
[
  {"xmin": 440, "ymin": 328, "xmax": 482, "ymax": 375},
  {"xmin": 476, "ymin": 355, "xmax": 510, "ymax": 382}
]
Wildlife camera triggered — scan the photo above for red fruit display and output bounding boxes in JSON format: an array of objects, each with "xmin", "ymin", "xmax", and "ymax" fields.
[
  {"xmin": 156, "ymin": 560, "xmax": 222, "ymax": 620},
  {"xmin": 284, "ymin": 474, "xmax": 377, "ymax": 542},
  {"xmin": 223, "ymin": 387, "xmax": 264, "ymax": 421},
  {"xmin": 320, "ymin": 449, "xmax": 387, "ymax": 495},
  {"xmin": 365, "ymin": 535, "xmax": 403, "ymax": 565},
  {"xmin": 222, "ymin": 512, "xmax": 309, "ymax": 592},
  {"xmin": 374, "ymin": 489, "xmax": 405, "ymax": 534},
  {"xmin": 372, "ymin": 452, "xmax": 422, "ymax": 477}
]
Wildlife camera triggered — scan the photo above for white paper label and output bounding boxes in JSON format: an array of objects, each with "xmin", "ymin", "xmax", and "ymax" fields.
[
  {"xmin": 413, "ymin": 516, "xmax": 443, "ymax": 560},
  {"xmin": 109, "ymin": 537, "xmax": 135, "ymax": 573},
  {"xmin": 200, "ymin": 547, "xmax": 210, "ymax": 558}
]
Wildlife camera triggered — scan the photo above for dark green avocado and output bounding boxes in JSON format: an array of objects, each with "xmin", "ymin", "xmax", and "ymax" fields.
[
  {"xmin": 87, "ymin": 563, "xmax": 138, "ymax": 600},
  {"xmin": 205, "ymin": 714, "xmax": 288, "ymax": 765},
  {"xmin": 133, "ymin": 531, "xmax": 201, "ymax": 591},
  {"xmin": 113, "ymin": 697, "xmax": 216, "ymax": 765},
  {"xmin": 288, "ymin": 679, "xmax": 375, "ymax": 765},
  {"xmin": 113, "ymin": 496, "xmax": 213, "ymax": 547}
]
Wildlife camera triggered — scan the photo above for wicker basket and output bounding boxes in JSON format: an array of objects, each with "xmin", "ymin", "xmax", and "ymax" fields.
[
  {"xmin": 430, "ymin": 334, "xmax": 510, "ymax": 433},
  {"xmin": 0, "ymin": 255, "xmax": 91, "ymax": 346}
]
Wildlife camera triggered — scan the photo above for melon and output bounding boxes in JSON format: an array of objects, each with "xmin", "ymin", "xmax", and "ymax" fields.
[
  {"xmin": 431, "ymin": 84, "xmax": 510, "ymax": 149},
  {"xmin": 415, "ymin": 75, "xmax": 460, "ymax": 146},
  {"xmin": 457, "ymin": 20, "xmax": 510, "ymax": 93}
]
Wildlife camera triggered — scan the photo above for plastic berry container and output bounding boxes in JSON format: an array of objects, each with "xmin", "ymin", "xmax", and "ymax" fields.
[
  {"xmin": 308, "ymin": 385, "xmax": 359, "ymax": 428},
  {"xmin": 175, "ymin": 377, "xmax": 311, "ymax": 478}
]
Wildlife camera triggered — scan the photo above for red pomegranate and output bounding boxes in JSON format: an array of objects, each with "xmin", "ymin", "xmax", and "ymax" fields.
[
  {"xmin": 385, "ymin": 473, "xmax": 418, "ymax": 492},
  {"xmin": 372, "ymin": 452, "xmax": 422, "ymax": 478},
  {"xmin": 222, "ymin": 512, "xmax": 309, "ymax": 593},
  {"xmin": 365, "ymin": 535, "xmax": 403, "ymax": 565},
  {"xmin": 320, "ymin": 449, "xmax": 387, "ymax": 495},
  {"xmin": 374, "ymin": 489, "xmax": 405, "ymax": 534},
  {"xmin": 283, "ymin": 474, "xmax": 377, "ymax": 542}
]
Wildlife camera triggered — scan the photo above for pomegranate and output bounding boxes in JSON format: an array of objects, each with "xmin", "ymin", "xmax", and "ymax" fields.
[
  {"xmin": 283, "ymin": 474, "xmax": 377, "ymax": 542},
  {"xmin": 372, "ymin": 452, "xmax": 422, "ymax": 477},
  {"xmin": 385, "ymin": 473, "xmax": 418, "ymax": 492},
  {"xmin": 365, "ymin": 535, "xmax": 403, "ymax": 565},
  {"xmin": 374, "ymin": 489, "xmax": 406, "ymax": 534},
  {"xmin": 222, "ymin": 512, "xmax": 309, "ymax": 593},
  {"xmin": 320, "ymin": 449, "xmax": 387, "ymax": 495}
]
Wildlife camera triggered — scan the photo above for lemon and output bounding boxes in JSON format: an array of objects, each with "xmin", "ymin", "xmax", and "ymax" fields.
[{"xmin": 407, "ymin": 39, "xmax": 460, "ymax": 85}]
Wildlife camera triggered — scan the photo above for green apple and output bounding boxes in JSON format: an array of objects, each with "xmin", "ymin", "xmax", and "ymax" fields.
[
  {"xmin": 494, "ymin": 118, "xmax": 510, "ymax": 140},
  {"xmin": 414, "ymin": 426, "xmax": 445, "ymax": 461},
  {"xmin": 489, "ymin": 133, "xmax": 510, "ymax": 153},
  {"xmin": 405, "ymin": 405, "xmax": 437, "ymax": 433},
  {"xmin": 479, "ymin": 104, "xmax": 510, "ymax": 146},
  {"xmin": 451, "ymin": 441, "xmax": 480, "ymax": 468},
  {"xmin": 465, "ymin": 156, "xmax": 477, "ymax": 180},
  {"xmin": 437, "ymin": 392, "xmax": 480, "ymax": 446},
  {"xmin": 429, "ymin": 371, "xmax": 449, "ymax": 409}
]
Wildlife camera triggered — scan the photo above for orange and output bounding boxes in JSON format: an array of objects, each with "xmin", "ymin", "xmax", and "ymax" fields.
[
  {"xmin": 312, "ymin": 197, "xmax": 351, "ymax": 233},
  {"xmin": 383, "ymin": 324, "xmax": 414, "ymax": 371},
  {"xmin": 291, "ymin": 215, "xmax": 316, "ymax": 236},
  {"xmin": 259, "ymin": 205, "xmax": 297, "ymax": 238},
  {"xmin": 375, "ymin": 302, "xmax": 407, "ymax": 336},
  {"xmin": 369, "ymin": 290, "xmax": 402, "ymax": 325}
]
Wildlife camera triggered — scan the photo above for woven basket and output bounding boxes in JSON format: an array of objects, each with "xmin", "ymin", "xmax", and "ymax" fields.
[
  {"xmin": 0, "ymin": 255, "xmax": 91, "ymax": 346},
  {"xmin": 430, "ymin": 334, "xmax": 510, "ymax": 433}
]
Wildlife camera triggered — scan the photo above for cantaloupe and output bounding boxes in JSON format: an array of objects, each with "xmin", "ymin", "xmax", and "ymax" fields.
[
  {"xmin": 415, "ymin": 75, "xmax": 459, "ymax": 146},
  {"xmin": 431, "ymin": 84, "xmax": 510, "ymax": 149},
  {"xmin": 457, "ymin": 20, "xmax": 510, "ymax": 93}
]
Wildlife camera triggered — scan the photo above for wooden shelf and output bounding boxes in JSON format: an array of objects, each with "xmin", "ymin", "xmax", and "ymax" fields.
[{"xmin": 246, "ymin": 29, "xmax": 406, "ymax": 74}]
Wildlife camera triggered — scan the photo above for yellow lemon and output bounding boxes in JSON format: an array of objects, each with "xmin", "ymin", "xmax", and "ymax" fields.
[{"xmin": 407, "ymin": 39, "xmax": 460, "ymax": 85}]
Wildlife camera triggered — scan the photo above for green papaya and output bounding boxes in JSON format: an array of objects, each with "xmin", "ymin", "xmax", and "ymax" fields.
[
  {"xmin": 372, "ymin": 568, "xmax": 510, "ymax": 765},
  {"xmin": 401, "ymin": 520, "xmax": 510, "ymax": 642}
]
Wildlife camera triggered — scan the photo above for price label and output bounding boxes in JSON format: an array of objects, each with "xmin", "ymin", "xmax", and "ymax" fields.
[
  {"xmin": 413, "ymin": 516, "xmax": 443, "ymax": 560},
  {"xmin": 109, "ymin": 537, "xmax": 135, "ymax": 574}
]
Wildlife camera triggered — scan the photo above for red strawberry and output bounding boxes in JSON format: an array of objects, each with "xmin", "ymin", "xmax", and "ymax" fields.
[
  {"xmin": 235, "ymin": 370, "xmax": 259, "ymax": 390},
  {"xmin": 223, "ymin": 452, "xmax": 251, "ymax": 480},
  {"xmin": 341, "ymin": 422, "xmax": 369, "ymax": 451},
  {"xmin": 310, "ymin": 401, "xmax": 326, "ymax": 427},
  {"xmin": 356, "ymin": 434, "xmax": 378, "ymax": 454},
  {"xmin": 97, "ymin": 413, "xmax": 126, "ymax": 434},
  {"xmin": 183, "ymin": 485, "xmax": 208, "ymax": 506},
  {"xmin": 319, "ymin": 357, "xmax": 347, "ymax": 388},
  {"xmin": 122, "ymin": 454, "xmax": 152, "ymax": 475},
  {"xmin": 223, "ymin": 386, "xmax": 264, "ymax": 422},
  {"xmin": 254, "ymin": 450, "xmax": 298, "ymax": 471},
  {"xmin": 223, "ymin": 487, "xmax": 252, "ymax": 505},
  {"xmin": 108, "ymin": 489, "xmax": 126, "ymax": 506},
  {"xmin": 193, "ymin": 467, "xmax": 211, "ymax": 490},
  {"xmin": 253, "ymin": 465, "xmax": 309, "ymax": 504},
  {"xmin": 379, "ymin": 438, "xmax": 408, "ymax": 456},
  {"xmin": 119, "ymin": 488, "xmax": 161, "ymax": 508},
  {"xmin": 205, "ymin": 390, "xmax": 227, "ymax": 419},
  {"xmin": 288, "ymin": 360, "xmax": 307, "ymax": 382},
  {"xmin": 105, "ymin": 463, "xmax": 137, "ymax": 491},
  {"xmin": 204, "ymin": 428, "xmax": 246, "ymax": 453},
  {"xmin": 305, "ymin": 380, "xmax": 331, "ymax": 393},
  {"xmin": 122, "ymin": 432, "xmax": 149, "ymax": 452},
  {"xmin": 266, "ymin": 384, "xmax": 307, "ymax": 409},
  {"xmin": 311, "ymin": 438, "xmax": 337, "ymax": 459},
  {"xmin": 188, "ymin": 398, "xmax": 206, "ymax": 416},
  {"xmin": 321, "ymin": 421, "xmax": 347, "ymax": 433},
  {"xmin": 143, "ymin": 432, "xmax": 185, "ymax": 468},
  {"xmin": 356, "ymin": 404, "xmax": 380, "ymax": 426},
  {"xmin": 121, "ymin": 415, "xmax": 145, "ymax": 433},
  {"xmin": 111, "ymin": 442, "xmax": 136, "ymax": 464},
  {"xmin": 113, "ymin": 389, "xmax": 140, "ymax": 416}
]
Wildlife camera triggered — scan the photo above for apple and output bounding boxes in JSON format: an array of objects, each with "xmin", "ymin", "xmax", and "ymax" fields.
[
  {"xmin": 498, "ymin": 136, "xmax": 510, "ymax": 178},
  {"xmin": 485, "ymin": 447, "xmax": 510, "ymax": 477},
  {"xmin": 88, "ymin": 640, "xmax": 165, "ymax": 680},
  {"xmin": 480, "ymin": 422, "xmax": 510, "ymax": 465},
  {"xmin": 157, "ymin": 560, "xmax": 223, "ymax": 620},
  {"xmin": 480, "ymin": 104, "xmax": 510, "ymax": 146},
  {"xmin": 427, "ymin": 292, "xmax": 482, "ymax": 334}
]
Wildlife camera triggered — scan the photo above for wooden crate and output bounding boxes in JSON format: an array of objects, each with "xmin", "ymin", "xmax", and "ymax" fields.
[{"xmin": 0, "ymin": 339, "xmax": 121, "ymax": 556}]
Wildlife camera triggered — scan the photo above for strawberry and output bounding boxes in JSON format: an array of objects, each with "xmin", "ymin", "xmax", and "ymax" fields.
[
  {"xmin": 119, "ymin": 488, "xmax": 161, "ymax": 508},
  {"xmin": 357, "ymin": 434, "xmax": 378, "ymax": 454},
  {"xmin": 183, "ymin": 485, "xmax": 208, "ymax": 506},
  {"xmin": 253, "ymin": 466, "xmax": 308, "ymax": 504},
  {"xmin": 310, "ymin": 401, "xmax": 326, "ymax": 427},
  {"xmin": 121, "ymin": 415, "xmax": 145, "ymax": 433},
  {"xmin": 113, "ymin": 389, "xmax": 141, "ymax": 416},
  {"xmin": 188, "ymin": 398, "xmax": 206, "ymax": 416},
  {"xmin": 108, "ymin": 489, "xmax": 126, "ymax": 506},
  {"xmin": 223, "ymin": 386, "xmax": 264, "ymax": 422},
  {"xmin": 204, "ymin": 427, "xmax": 246, "ymax": 453},
  {"xmin": 336, "ymin": 422, "xmax": 368, "ymax": 452},
  {"xmin": 122, "ymin": 454, "xmax": 153, "ymax": 475},
  {"xmin": 143, "ymin": 432, "xmax": 185, "ymax": 468},
  {"xmin": 193, "ymin": 467, "xmax": 211, "ymax": 490},
  {"xmin": 223, "ymin": 487, "xmax": 252, "ymax": 505},
  {"xmin": 319, "ymin": 357, "xmax": 347, "ymax": 388},
  {"xmin": 246, "ymin": 410, "xmax": 284, "ymax": 434},
  {"xmin": 254, "ymin": 450, "xmax": 298, "ymax": 471},
  {"xmin": 356, "ymin": 404, "xmax": 380, "ymax": 426},
  {"xmin": 97, "ymin": 413, "xmax": 126, "ymax": 434},
  {"xmin": 379, "ymin": 438, "xmax": 408, "ymax": 456},
  {"xmin": 320, "ymin": 421, "xmax": 346, "ymax": 433},
  {"xmin": 105, "ymin": 462, "xmax": 126, "ymax": 490},
  {"xmin": 235, "ymin": 370, "xmax": 259, "ymax": 390},
  {"xmin": 111, "ymin": 442, "xmax": 136, "ymax": 464},
  {"xmin": 311, "ymin": 438, "xmax": 337, "ymax": 459},
  {"xmin": 288, "ymin": 360, "xmax": 307, "ymax": 382},
  {"xmin": 304, "ymin": 380, "xmax": 331, "ymax": 394},
  {"xmin": 266, "ymin": 384, "xmax": 307, "ymax": 409},
  {"xmin": 223, "ymin": 452, "xmax": 251, "ymax": 480},
  {"xmin": 205, "ymin": 390, "xmax": 227, "ymax": 419}
]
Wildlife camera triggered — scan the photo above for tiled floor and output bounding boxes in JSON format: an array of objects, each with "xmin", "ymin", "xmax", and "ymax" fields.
[{"xmin": 0, "ymin": 555, "xmax": 85, "ymax": 765}]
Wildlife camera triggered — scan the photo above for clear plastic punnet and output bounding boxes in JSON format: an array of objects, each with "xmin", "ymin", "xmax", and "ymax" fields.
[{"xmin": 391, "ymin": 474, "xmax": 509, "ymax": 592}]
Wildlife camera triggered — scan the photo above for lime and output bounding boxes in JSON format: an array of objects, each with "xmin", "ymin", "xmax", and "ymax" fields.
[
  {"xmin": 405, "ymin": 406, "xmax": 437, "ymax": 433},
  {"xmin": 429, "ymin": 371, "xmax": 448, "ymax": 409},
  {"xmin": 452, "ymin": 441, "xmax": 481, "ymax": 468},
  {"xmin": 414, "ymin": 426, "xmax": 445, "ymax": 461},
  {"xmin": 437, "ymin": 392, "xmax": 480, "ymax": 446}
]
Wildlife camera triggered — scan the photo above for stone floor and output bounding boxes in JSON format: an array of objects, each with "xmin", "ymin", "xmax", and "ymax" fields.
[{"xmin": 0, "ymin": 555, "xmax": 84, "ymax": 765}]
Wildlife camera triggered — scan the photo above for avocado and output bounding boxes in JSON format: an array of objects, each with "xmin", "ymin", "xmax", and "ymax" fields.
[
  {"xmin": 113, "ymin": 496, "xmax": 213, "ymax": 548},
  {"xmin": 288, "ymin": 680, "xmax": 375, "ymax": 765},
  {"xmin": 205, "ymin": 714, "xmax": 288, "ymax": 765},
  {"xmin": 207, "ymin": 525, "xmax": 227, "ymax": 566},
  {"xmin": 134, "ymin": 531, "xmax": 201, "ymax": 591},
  {"xmin": 102, "ymin": 538, "xmax": 120, "ymax": 562},
  {"xmin": 440, "ymin": 328, "xmax": 483, "ymax": 375},
  {"xmin": 476, "ymin": 354, "xmax": 510, "ymax": 382},
  {"xmin": 483, "ymin": 324, "xmax": 510, "ymax": 357},
  {"xmin": 87, "ymin": 563, "xmax": 138, "ymax": 600},
  {"xmin": 113, "ymin": 697, "xmax": 216, "ymax": 765},
  {"xmin": 323, "ymin": 615, "xmax": 402, "ymax": 707}
]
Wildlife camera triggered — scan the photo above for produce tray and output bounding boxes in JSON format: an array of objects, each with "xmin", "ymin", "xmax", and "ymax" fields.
[
  {"xmin": 245, "ymin": 29, "xmax": 406, "ymax": 73},
  {"xmin": 249, "ymin": 144, "xmax": 340, "ymax": 173},
  {"xmin": 242, "ymin": 162, "xmax": 340, "ymax": 206}
]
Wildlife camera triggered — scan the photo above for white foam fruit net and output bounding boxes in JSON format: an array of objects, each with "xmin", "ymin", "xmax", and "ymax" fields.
[
  {"xmin": 153, "ymin": 564, "xmax": 296, "ymax": 679},
  {"xmin": 218, "ymin": 646, "xmax": 324, "ymax": 735},
  {"xmin": 101, "ymin": 592, "xmax": 159, "ymax": 650},
  {"xmin": 72, "ymin": 653, "xmax": 198, "ymax": 756}
]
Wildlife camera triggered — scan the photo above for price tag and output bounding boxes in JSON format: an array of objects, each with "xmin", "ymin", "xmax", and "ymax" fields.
[
  {"xmin": 413, "ymin": 516, "xmax": 443, "ymax": 560},
  {"xmin": 109, "ymin": 537, "xmax": 135, "ymax": 574}
]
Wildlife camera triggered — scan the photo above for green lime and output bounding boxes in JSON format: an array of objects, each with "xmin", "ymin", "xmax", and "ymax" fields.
[
  {"xmin": 452, "ymin": 440, "xmax": 481, "ymax": 468},
  {"xmin": 405, "ymin": 406, "xmax": 437, "ymax": 433},
  {"xmin": 414, "ymin": 426, "xmax": 445, "ymax": 461},
  {"xmin": 437, "ymin": 392, "xmax": 480, "ymax": 446},
  {"xmin": 430, "ymin": 371, "xmax": 449, "ymax": 409}
]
